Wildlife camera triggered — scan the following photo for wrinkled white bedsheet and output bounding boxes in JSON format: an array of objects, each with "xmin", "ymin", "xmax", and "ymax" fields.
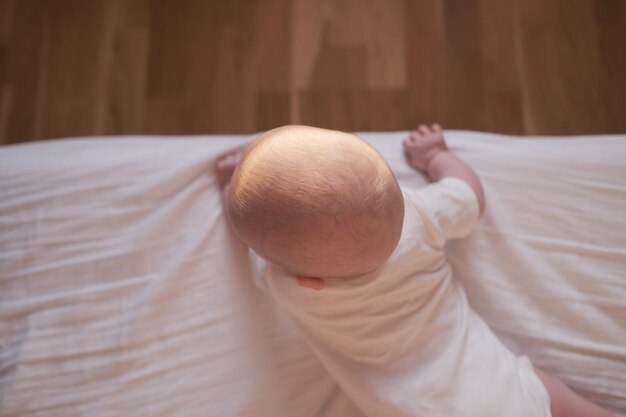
[{"xmin": 1, "ymin": 131, "xmax": 625, "ymax": 417}]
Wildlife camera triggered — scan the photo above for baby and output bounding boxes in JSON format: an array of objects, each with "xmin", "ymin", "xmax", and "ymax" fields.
[{"xmin": 215, "ymin": 124, "xmax": 615, "ymax": 417}]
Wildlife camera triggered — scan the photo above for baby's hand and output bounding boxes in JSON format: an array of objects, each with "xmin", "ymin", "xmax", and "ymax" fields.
[{"xmin": 403, "ymin": 124, "xmax": 448, "ymax": 173}]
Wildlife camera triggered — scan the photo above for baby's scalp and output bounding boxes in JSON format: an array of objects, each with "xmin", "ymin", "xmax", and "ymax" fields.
[{"xmin": 228, "ymin": 125, "xmax": 404, "ymax": 279}]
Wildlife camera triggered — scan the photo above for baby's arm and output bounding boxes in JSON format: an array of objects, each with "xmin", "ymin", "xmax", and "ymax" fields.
[
  {"xmin": 404, "ymin": 124, "xmax": 617, "ymax": 417},
  {"xmin": 403, "ymin": 124, "xmax": 485, "ymax": 215}
]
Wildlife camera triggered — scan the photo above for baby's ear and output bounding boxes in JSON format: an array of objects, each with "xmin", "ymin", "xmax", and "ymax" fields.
[{"xmin": 296, "ymin": 276, "xmax": 325, "ymax": 290}]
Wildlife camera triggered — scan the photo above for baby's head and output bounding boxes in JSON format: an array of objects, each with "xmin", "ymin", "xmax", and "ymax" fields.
[{"xmin": 227, "ymin": 125, "xmax": 404, "ymax": 280}]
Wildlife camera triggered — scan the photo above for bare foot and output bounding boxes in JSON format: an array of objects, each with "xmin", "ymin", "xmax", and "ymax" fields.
[
  {"xmin": 214, "ymin": 144, "xmax": 248, "ymax": 190},
  {"xmin": 403, "ymin": 123, "xmax": 447, "ymax": 173}
]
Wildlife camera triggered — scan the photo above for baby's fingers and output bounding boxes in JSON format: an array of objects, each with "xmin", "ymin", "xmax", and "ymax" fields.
[
  {"xmin": 409, "ymin": 131, "xmax": 421, "ymax": 142},
  {"xmin": 418, "ymin": 125, "xmax": 430, "ymax": 135},
  {"xmin": 403, "ymin": 138, "xmax": 415, "ymax": 151},
  {"xmin": 404, "ymin": 136, "xmax": 422, "ymax": 149}
]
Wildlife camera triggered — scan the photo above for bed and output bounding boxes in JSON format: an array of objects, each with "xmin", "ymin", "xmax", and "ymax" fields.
[{"xmin": 1, "ymin": 131, "xmax": 624, "ymax": 416}]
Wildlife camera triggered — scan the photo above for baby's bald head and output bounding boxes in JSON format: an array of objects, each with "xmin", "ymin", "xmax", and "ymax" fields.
[{"xmin": 227, "ymin": 125, "xmax": 404, "ymax": 279}]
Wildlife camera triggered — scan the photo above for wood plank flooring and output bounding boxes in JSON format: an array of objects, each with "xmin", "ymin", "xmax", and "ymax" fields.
[{"xmin": 1, "ymin": 0, "xmax": 625, "ymax": 144}]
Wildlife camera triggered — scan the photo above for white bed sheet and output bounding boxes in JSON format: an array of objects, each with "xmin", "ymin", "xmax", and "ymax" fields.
[{"xmin": 1, "ymin": 131, "xmax": 625, "ymax": 417}]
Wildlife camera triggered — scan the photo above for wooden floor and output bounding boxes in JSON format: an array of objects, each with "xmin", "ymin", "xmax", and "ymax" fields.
[{"xmin": 1, "ymin": 0, "xmax": 625, "ymax": 144}]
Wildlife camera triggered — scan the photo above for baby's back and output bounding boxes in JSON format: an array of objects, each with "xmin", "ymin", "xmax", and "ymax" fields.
[{"xmin": 253, "ymin": 181, "xmax": 551, "ymax": 416}]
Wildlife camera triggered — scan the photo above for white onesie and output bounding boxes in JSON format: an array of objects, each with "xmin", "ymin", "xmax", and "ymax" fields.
[{"xmin": 250, "ymin": 177, "xmax": 551, "ymax": 417}]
